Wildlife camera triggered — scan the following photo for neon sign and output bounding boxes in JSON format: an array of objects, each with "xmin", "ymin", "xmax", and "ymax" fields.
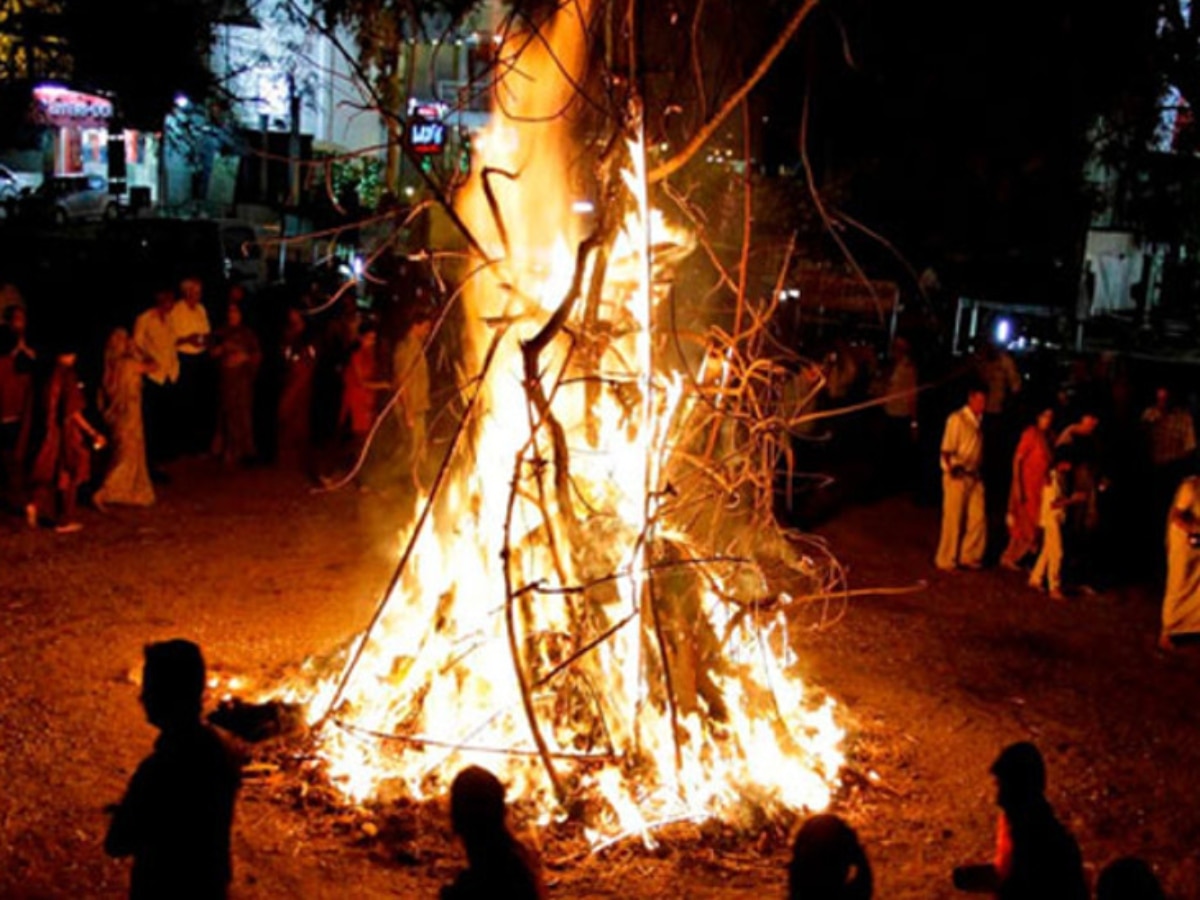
[
  {"xmin": 406, "ymin": 98, "xmax": 448, "ymax": 156},
  {"xmin": 32, "ymin": 86, "xmax": 114, "ymax": 129}
]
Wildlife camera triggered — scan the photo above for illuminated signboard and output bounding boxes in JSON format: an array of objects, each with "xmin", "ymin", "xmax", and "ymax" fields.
[
  {"xmin": 408, "ymin": 119, "xmax": 446, "ymax": 155},
  {"xmin": 32, "ymin": 85, "xmax": 114, "ymax": 129},
  {"xmin": 406, "ymin": 99, "xmax": 448, "ymax": 156}
]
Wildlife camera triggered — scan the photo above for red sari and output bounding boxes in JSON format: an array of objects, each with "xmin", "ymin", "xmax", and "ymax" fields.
[
  {"xmin": 31, "ymin": 365, "xmax": 90, "ymax": 490},
  {"xmin": 339, "ymin": 342, "xmax": 380, "ymax": 437},
  {"xmin": 1002, "ymin": 426, "xmax": 1053, "ymax": 565}
]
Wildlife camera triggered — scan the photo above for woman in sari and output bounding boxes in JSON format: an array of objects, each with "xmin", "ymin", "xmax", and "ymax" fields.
[
  {"xmin": 93, "ymin": 328, "xmax": 155, "ymax": 508},
  {"xmin": 1161, "ymin": 473, "xmax": 1200, "ymax": 651},
  {"xmin": 1001, "ymin": 407, "xmax": 1055, "ymax": 569},
  {"xmin": 211, "ymin": 302, "xmax": 261, "ymax": 466}
]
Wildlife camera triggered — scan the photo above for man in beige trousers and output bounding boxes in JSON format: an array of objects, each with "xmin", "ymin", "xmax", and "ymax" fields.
[{"xmin": 937, "ymin": 384, "xmax": 987, "ymax": 571}]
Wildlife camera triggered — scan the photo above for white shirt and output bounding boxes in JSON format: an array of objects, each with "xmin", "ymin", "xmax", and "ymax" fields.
[
  {"xmin": 133, "ymin": 308, "xmax": 180, "ymax": 385},
  {"xmin": 941, "ymin": 405, "xmax": 983, "ymax": 474},
  {"xmin": 169, "ymin": 300, "xmax": 211, "ymax": 356}
]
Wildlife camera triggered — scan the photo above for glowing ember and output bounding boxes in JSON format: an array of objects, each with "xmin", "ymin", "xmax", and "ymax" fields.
[{"xmin": 279, "ymin": 0, "xmax": 844, "ymax": 845}]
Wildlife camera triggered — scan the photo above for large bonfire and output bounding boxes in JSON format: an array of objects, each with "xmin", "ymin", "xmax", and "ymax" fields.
[{"xmin": 285, "ymin": 0, "xmax": 845, "ymax": 846}]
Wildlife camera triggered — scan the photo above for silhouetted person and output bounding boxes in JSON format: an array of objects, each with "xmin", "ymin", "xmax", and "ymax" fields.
[
  {"xmin": 787, "ymin": 814, "xmax": 873, "ymax": 900},
  {"xmin": 105, "ymin": 639, "xmax": 242, "ymax": 900},
  {"xmin": 1096, "ymin": 857, "xmax": 1165, "ymax": 900},
  {"xmin": 441, "ymin": 765, "xmax": 546, "ymax": 900},
  {"xmin": 953, "ymin": 742, "xmax": 1087, "ymax": 900}
]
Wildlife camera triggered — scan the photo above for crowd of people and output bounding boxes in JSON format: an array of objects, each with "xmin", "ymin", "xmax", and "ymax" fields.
[
  {"xmin": 926, "ymin": 337, "xmax": 1200, "ymax": 652},
  {"xmin": 780, "ymin": 325, "xmax": 1200, "ymax": 651},
  {"xmin": 3, "ymin": 276, "xmax": 1196, "ymax": 895},
  {"xmin": 102, "ymin": 639, "xmax": 1165, "ymax": 899},
  {"xmin": 794, "ymin": 328, "xmax": 1198, "ymax": 654},
  {"xmin": 0, "ymin": 273, "xmax": 437, "ymax": 532}
]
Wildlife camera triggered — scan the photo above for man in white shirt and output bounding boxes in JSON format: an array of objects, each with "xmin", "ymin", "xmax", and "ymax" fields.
[
  {"xmin": 169, "ymin": 276, "xmax": 213, "ymax": 456},
  {"xmin": 936, "ymin": 383, "xmax": 987, "ymax": 571},
  {"xmin": 133, "ymin": 285, "xmax": 181, "ymax": 470}
]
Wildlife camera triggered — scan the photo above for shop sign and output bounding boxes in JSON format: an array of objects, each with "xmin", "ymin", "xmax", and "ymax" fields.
[
  {"xmin": 406, "ymin": 99, "xmax": 448, "ymax": 155},
  {"xmin": 32, "ymin": 86, "xmax": 114, "ymax": 129}
]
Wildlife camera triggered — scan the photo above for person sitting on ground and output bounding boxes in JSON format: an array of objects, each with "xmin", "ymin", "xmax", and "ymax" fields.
[
  {"xmin": 105, "ymin": 639, "xmax": 243, "ymax": 900},
  {"xmin": 440, "ymin": 765, "xmax": 546, "ymax": 900},
  {"xmin": 952, "ymin": 741, "xmax": 1087, "ymax": 900},
  {"xmin": 1095, "ymin": 857, "xmax": 1165, "ymax": 900},
  {"xmin": 787, "ymin": 813, "xmax": 873, "ymax": 900}
]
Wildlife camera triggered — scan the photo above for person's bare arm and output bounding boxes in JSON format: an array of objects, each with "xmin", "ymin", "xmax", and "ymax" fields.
[{"xmin": 71, "ymin": 411, "xmax": 105, "ymax": 449}]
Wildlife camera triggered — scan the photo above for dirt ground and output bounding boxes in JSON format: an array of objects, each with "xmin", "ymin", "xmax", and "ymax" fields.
[{"xmin": 2, "ymin": 459, "xmax": 1198, "ymax": 898}]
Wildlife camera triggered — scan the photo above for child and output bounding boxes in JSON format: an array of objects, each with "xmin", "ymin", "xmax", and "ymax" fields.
[
  {"xmin": 1028, "ymin": 450, "xmax": 1078, "ymax": 601},
  {"xmin": 105, "ymin": 640, "xmax": 242, "ymax": 900}
]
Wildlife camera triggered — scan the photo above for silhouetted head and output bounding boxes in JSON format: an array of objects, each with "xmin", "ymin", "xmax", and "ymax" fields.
[
  {"xmin": 3, "ymin": 303, "xmax": 26, "ymax": 334},
  {"xmin": 105, "ymin": 327, "xmax": 131, "ymax": 363},
  {"xmin": 140, "ymin": 639, "xmax": 206, "ymax": 730},
  {"xmin": 1096, "ymin": 857, "xmax": 1165, "ymax": 900},
  {"xmin": 991, "ymin": 742, "xmax": 1046, "ymax": 811},
  {"xmin": 285, "ymin": 308, "xmax": 305, "ymax": 340},
  {"xmin": 1035, "ymin": 407, "xmax": 1054, "ymax": 432},
  {"xmin": 965, "ymin": 382, "xmax": 987, "ymax": 417},
  {"xmin": 408, "ymin": 310, "xmax": 434, "ymax": 341},
  {"xmin": 153, "ymin": 286, "xmax": 175, "ymax": 315},
  {"xmin": 787, "ymin": 814, "xmax": 873, "ymax": 900},
  {"xmin": 1076, "ymin": 411, "xmax": 1100, "ymax": 435},
  {"xmin": 449, "ymin": 766, "xmax": 508, "ymax": 847},
  {"xmin": 179, "ymin": 276, "xmax": 203, "ymax": 307},
  {"xmin": 48, "ymin": 330, "xmax": 80, "ymax": 367}
]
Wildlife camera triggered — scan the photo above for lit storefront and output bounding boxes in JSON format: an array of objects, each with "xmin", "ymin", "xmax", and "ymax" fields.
[{"xmin": 30, "ymin": 84, "xmax": 159, "ymax": 199}]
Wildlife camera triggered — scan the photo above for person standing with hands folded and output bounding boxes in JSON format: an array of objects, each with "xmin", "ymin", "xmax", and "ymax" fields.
[{"xmin": 936, "ymin": 382, "xmax": 987, "ymax": 571}]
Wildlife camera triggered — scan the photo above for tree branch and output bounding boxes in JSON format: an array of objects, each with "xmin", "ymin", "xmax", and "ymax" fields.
[{"xmin": 648, "ymin": 0, "xmax": 820, "ymax": 184}]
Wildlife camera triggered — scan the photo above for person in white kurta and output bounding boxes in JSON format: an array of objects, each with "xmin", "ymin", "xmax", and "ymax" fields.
[
  {"xmin": 1161, "ymin": 474, "xmax": 1200, "ymax": 649},
  {"xmin": 936, "ymin": 387, "xmax": 987, "ymax": 570}
]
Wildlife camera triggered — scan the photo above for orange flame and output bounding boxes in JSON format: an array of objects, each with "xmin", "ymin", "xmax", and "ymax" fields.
[{"xmin": 284, "ymin": 0, "xmax": 843, "ymax": 845}]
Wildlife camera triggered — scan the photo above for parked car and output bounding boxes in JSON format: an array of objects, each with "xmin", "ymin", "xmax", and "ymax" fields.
[
  {"xmin": 19, "ymin": 173, "xmax": 122, "ymax": 224},
  {"xmin": 0, "ymin": 165, "xmax": 22, "ymax": 202},
  {"xmin": 0, "ymin": 164, "xmax": 42, "ymax": 218}
]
